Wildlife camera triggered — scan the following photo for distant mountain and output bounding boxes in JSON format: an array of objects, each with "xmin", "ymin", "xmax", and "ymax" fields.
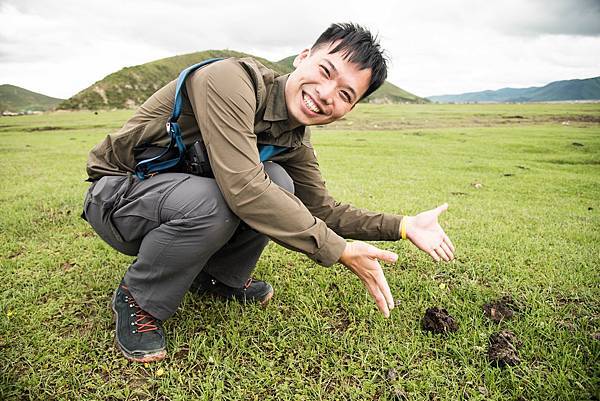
[
  {"xmin": 59, "ymin": 50, "xmax": 426, "ymax": 110},
  {"xmin": 427, "ymin": 76, "xmax": 600, "ymax": 103},
  {"xmin": 0, "ymin": 84, "xmax": 63, "ymax": 112}
]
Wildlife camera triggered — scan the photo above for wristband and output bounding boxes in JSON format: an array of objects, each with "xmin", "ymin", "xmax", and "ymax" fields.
[{"xmin": 401, "ymin": 217, "xmax": 407, "ymax": 240}]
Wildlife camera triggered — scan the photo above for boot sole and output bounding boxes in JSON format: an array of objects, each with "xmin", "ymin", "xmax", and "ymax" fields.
[
  {"xmin": 260, "ymin": 289, "xmax": 274, "ymax": 306},
  {"xmin": 111, "ymin": 287, "xmax": 167, "ymax": 363}
]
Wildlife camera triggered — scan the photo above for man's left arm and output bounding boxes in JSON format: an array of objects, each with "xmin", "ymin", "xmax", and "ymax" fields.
[{"xmin": 278, "ymin": 141, "xmax": 455, "ymax": 262}]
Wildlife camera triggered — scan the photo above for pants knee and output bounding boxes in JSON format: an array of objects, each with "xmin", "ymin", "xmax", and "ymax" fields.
[
  {"xmin": 264, "ymin": 162, "xmax": 294, "ymax": 194},
  {"xmin": 162, "ymin": 176, "xmax": 239, "ymax": 233}
]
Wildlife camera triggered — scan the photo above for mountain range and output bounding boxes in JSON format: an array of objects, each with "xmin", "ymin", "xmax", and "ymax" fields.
[
  {"xmin": 427, "ymin": 76, "xmax": 600, "ymax": 103},
  {"xmin": 4, "ymin": 57, "xmax": 600, "ymax": 112}
]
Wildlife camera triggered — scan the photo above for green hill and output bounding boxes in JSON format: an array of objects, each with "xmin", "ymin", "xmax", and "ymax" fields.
[
  {"xmin": 59, "ymin": 51, "xmax": 426, "ymax": 110},
  {"xmin": 0, "ymin": 84, "xmax": 63, "ymax": 113}
]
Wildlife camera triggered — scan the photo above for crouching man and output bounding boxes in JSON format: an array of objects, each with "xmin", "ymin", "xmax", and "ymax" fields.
[{"xmin": 83, "ymin": 23, "xmax": 455, "ymax": 362}]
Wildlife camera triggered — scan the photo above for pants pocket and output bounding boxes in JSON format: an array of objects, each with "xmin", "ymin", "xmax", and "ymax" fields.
[
  {"xmin": 84, "ymin": 175, "xmax": 137, "ymax": 253},
  {"xmin": 111, "ymin": 174, "xmax": 191, "ymax": 242}
]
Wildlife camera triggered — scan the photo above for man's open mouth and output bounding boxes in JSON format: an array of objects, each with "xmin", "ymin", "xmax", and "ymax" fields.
[{"xmin": 303, "ymin": 92, "xmax": 322, "ymax": 114}]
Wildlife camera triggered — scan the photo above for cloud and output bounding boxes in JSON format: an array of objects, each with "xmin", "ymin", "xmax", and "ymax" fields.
[
  {"xmin": 0, "ymin": 0, "xmax": 599, "ymax": 98},
  {"xmin": 489, "ymin": 0, "xmax": 600, "ymax": 37}
]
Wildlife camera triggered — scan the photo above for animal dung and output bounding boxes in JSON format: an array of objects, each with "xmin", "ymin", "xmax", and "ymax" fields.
[
  {"xmin": 483, "ymin": 296, "xmax": 517, "ymax": 323},
  {"xmin": 487, "ymin": 330, "xmax": 522, "ymax": 367},
  {"xmin": 421, "ymin": 307, "xmax": 459, "ymax": 334}
]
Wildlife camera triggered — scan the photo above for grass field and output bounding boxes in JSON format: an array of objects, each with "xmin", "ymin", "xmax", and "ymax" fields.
[{"xmin": 1, "ymin": 103, "xmax": 599, "ymax": 400}]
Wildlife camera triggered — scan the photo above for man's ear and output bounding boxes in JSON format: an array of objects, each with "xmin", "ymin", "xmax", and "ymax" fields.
[{"xmin": 292, "ymin": 48, "xmax": 311, "ymax": 68}]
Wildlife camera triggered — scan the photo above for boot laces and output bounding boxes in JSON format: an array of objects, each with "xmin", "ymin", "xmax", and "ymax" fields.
[
  {"xmin": 121, "ymin": 285, "xmax": 159, "ymax": 333},
  {"xmin": 243, "ymin": 277, "xmax": 255, "ymax": 289}
]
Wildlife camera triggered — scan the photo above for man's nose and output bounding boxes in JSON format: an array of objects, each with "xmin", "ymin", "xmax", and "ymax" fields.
[{"xmin": 316, "ymin": 81, "xmax": 335, "ymax": 105}]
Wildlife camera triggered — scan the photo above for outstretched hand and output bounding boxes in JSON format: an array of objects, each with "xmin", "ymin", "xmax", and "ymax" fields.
[
  {"xmin": 404, "ymin": 203, "xmax": 455, "ymax": 262},
  {"xmin": 338, "ymin": 241, "xmax": 398, "ymax": 318}
]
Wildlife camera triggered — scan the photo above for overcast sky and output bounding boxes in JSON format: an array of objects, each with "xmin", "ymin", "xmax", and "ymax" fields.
[{"xmin": 1, "ymin": 0, "xmax": 599, "ymax": 99}]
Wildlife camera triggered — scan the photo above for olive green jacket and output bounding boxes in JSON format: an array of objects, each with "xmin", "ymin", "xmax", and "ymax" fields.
[{"xmin": 87, "ymin": 57, "xmax": 402, "ymax": 266}]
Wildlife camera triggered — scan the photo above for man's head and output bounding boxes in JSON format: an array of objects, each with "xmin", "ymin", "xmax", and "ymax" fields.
[{"xmin": 285, "ymin": 23, "xmax": 388, "ymax": 126}]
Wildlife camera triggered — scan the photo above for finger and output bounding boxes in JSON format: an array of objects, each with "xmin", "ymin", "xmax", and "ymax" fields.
[
  {"xmin": 435, "ymin": 203, "xmax": 449, "ymax": 216},
  {"xmin": 435, "ymin": 246, "xmax": 450, "ymax": 262},
  {"xmin": 440, "ymin": 242, "xmax": 454, "ymax": 260},
  {"xmin": 379, "ymin": 250, "xmax": 399, "ymax": 263},
  {"xmin": 443, "ymin": 233, "xmax": 455, "ymax": 253},
  {"xmin": 368, "ymin": 285, "xmax": 390, "ymax": 318},
  {"xmin": 375, "ymin": 268, "xmax": 395, "ymax": 311},
  {"xmin": 428, "ymin": 250, "xmax": 441, "ymax": 262},
  {"xmin": 368, "ymin": 246, "xmax": 398, "ymax": 263}
]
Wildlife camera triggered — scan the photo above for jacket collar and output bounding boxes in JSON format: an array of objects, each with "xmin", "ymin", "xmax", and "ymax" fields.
[{"xmin": 263, "ymin": 74, "xmax": 302, "ymax": 137}]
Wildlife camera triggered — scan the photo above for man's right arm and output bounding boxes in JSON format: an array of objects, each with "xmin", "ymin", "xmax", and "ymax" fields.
[{"xmin": 280, "ymin": 140, "xmax": 403, "ymax": 241}]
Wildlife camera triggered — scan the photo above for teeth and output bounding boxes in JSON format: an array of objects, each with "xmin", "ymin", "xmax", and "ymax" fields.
[{"xmin": 303, "ymin": 93, "xmax": 321, "ymax": 113}]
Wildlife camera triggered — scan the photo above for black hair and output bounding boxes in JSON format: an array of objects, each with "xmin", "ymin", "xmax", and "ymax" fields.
[{"xmin": 311, "ymin": 23, "xmax": 388, "ymax": 100}]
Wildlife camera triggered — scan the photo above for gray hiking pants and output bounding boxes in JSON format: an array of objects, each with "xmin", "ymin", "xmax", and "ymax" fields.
[{"xmin": 83, "ymin": 162, "xmax": 294, "ymax": 321}]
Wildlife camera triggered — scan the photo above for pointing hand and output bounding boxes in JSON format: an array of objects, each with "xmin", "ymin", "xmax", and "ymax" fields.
[{"xmin": 339, "ymin": 241, "xmax": 398, "ymax": 318}]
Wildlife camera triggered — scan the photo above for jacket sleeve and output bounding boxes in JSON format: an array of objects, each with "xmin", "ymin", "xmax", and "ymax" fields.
[
  {"xmin": 185, "ymin": 59, "xmax": 346, "ymax": 266},
  {"xmin": 279, "ymin": 140, "xmax": 403, "ymax": 241}
]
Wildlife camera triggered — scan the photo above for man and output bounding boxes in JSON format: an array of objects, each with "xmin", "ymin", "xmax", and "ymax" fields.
[{"xmin": 83, "ymin": 23, "xmax": 455, "ymax": 363}]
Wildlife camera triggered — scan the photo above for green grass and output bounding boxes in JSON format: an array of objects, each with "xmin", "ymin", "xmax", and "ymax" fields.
[{"xmin": 1, "ymin": 104, "xmax": 599, "ymax": 400}]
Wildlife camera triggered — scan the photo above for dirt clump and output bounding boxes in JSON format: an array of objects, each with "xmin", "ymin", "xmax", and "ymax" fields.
[
  {"xmin": 421, "ymin": 307, "xmax": 459, "ymax": 334},
  {"xmin": 483, "ymin": 296, "xmax": 517, "ymax": 323},
  {"xmin": 487, "ymin": 330, "xmax": 522, "ymax": 367}
]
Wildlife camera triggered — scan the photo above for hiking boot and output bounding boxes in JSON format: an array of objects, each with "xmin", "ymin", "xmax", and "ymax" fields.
[
  {"xmin": 111, "ymin": 281, "xmax": 167, "ymax": 362},
  {"xmin": 191, "ymin": 271, "xmax": 274, "ymax": 305}
]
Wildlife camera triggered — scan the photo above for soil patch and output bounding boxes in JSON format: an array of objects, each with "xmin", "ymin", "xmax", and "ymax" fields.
[
  {"xmin": 483, "ymin": 296, "xmax": 517, "ymax": 323},
  {"xmin": 487, "ymin": 330, "xmax": 522, "ymax": 367},
  {"xmin": 26, "ymin": 126, "xmax": 76, "ymax": 132},
  {"xmin": 386, "ymin": 368, "xmax": 398, "ymax": 381},
  {"xmin": 421, "ymin": 307, "xmax": 458, "ymax": 334},
  {"xmin": 551, "ymin": 115, "xmax": 600, "ymax": 124}
]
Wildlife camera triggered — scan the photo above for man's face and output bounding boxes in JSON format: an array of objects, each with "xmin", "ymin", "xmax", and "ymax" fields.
[{"xmin": 285, "ymin": 42, "xmax": 371, "ymax": 126}]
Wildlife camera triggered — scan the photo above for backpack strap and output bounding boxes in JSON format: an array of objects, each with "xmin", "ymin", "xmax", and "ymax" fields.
[{"xmin": 134, "ymin": 58, "xmax": 222, "ymax": 179}]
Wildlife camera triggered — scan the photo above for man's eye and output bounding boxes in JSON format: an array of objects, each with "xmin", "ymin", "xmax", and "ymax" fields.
[
  {"xmin": 341, "ymin": 91, "xmax": 351, "ymax": 102},
  {"xmin": 320, "ymin": 65, "xmax": 330, "ymax": 77}
]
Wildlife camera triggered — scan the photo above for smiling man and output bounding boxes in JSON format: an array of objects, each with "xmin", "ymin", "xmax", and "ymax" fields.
[{"xmin": 83, "ymin": 23, "xmax": 455, "ymax": 362}]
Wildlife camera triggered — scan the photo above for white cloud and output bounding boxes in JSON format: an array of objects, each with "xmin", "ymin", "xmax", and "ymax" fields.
[{"xmin": 0, "ymin": 0, "xmax": 598, "ymax": 99}]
